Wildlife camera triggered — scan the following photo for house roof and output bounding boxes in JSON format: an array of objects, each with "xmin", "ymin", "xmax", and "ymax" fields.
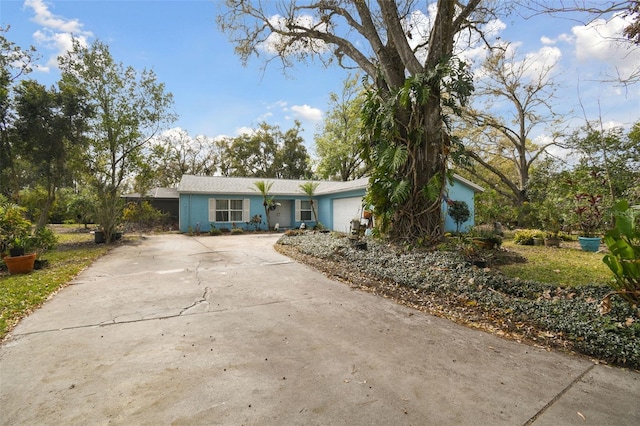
[
  {"xmin": 123, "ymin": 187, "xmax": 179, "ymax": 199},
  {"xmin": 176, "ymin": 174, "xmax": 482, "ymax": 196},
  {"xmin": 452, "ymin": 174, "xmax": 484, "ymax": 193},
  {"xmin": 177, "ymin": 175, "xmax": 369, "ymax": 196}
]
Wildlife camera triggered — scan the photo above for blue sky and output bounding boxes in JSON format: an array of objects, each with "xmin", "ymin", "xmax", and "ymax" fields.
[{"xmin": 2, "ymin": 0, "xmax": 639, "ymax": 155}]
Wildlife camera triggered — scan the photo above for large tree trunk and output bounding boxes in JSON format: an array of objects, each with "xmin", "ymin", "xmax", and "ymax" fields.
[{"xmin": 385, "ymin": 0, "xmax": 458, "ymax": 244}]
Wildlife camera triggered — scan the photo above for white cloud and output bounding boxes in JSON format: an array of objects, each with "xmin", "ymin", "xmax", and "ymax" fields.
[
  {"xmin": 235, "ymin": 126, "xmax": 255, "ymax": 136},
  {"xmin": 571, "ymin": 12, "xmax": 639, "ymax": 82},
  {"xmin": 257, "ymin": 112, "xmax": 273, "ymax": 122},
  {"xmin": 290, "ymin": 104, "xmax": 322, "ymax": 121},
  {"xmin": 27, "ymin": 0, "xmax": 83, "ymax": 32},
  {"xmin": 520, "ymin": 45, "xmax": 562, "ymax": 81},
  {"xmin": 25, "ymin": 0, "xmax": 93, "ymax": 71},
  {"xmin": 540, "ymin": 36, "xmax": 554, "ymax": 45}
]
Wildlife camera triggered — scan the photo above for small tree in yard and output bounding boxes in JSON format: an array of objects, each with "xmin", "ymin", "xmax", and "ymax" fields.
[
  {"xmin": 448, "ymin": 200, "xmax": 470, "ymax": 234},
  {"xmin": 253, "ymin": 180, "xmax": 274, "ymax": 231},
  {"xmin": 299, "ymin": 182, "xmax": 320, "ymax": 226},
  {"xmin": 59, "ymin": 40, "xmax": 175, "ymax": 244}
]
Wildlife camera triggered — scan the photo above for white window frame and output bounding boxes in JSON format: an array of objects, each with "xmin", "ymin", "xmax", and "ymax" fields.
[
  {"xmin": 209, "ymin": 198, "xmax": 250, "ymax": 223},
  {"xmin": 295, "ymin": 199, "xmax": 315, "ymax": 222}
]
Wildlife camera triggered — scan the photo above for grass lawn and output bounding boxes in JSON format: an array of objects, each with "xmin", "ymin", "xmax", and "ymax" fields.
[
  {"xmin": 497, "ymin": 239, "xmax": 612, "ymax": 287},
  {"xmin": 0, "ymin": 229, "xmax": 110, "ymax": 340}
]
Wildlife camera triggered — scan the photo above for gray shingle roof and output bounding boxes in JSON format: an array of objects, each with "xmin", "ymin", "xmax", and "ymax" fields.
[
  {"xmin": 176, "ymin": 174, "xmax": 482, "ymax": 196},
  {"xmin": 177, "ymin": 175, "xmax": 368, "ymax": 196},
  {"xmin": 123, "ymin": 187, "xmax": 179, "ymax": 199}
]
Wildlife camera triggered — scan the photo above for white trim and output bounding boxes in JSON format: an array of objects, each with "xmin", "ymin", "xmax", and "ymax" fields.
[
  {"xmin": 208, "ymin": 198, "xmax": 216, "ymax": 222},
  {"xmin": 243, "ymin": 198, "xmax": 250, "ymax": 222},
  {"xmin": 453, "ymin": 174, "xmax": 484, "ymax": 193}
]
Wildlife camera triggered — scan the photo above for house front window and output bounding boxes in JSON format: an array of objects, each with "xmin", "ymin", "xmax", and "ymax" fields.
[
  {"xmin": 299, "ymin": 200, "xmax": 312, "ymax": 221},
  {"xmin": 209, "ymin": 198, "xmax": 247, "ymax": 222}
]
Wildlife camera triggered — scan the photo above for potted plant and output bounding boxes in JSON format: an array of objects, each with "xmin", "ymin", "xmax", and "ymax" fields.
[
  {"xmin": 543, "ymin": 219, "xmax": 562, "ymax": 247},
  {"xmin": 0, "ymin": 202, "xmax": 36, "ymax": 274},
  {"xmin": 470, "ymin": 228, "xmax": 503, "ymax": 249},
  {"xmin": 574, "ymin": 193, "xmax": 605, "ymax": 252},
  {"xmin": 544, "ymin": 231, "xmax": 561, "ymax": 247}
]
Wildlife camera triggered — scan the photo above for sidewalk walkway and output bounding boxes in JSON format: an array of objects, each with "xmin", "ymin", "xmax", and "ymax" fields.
[{"xmin": 1, "ymin": 234, "xmax": 638, "ymax": 425}]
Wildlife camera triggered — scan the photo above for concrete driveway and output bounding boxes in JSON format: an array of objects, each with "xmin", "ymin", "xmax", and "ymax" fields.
[{"xmin": 1, "ymin": 234, "xmax": 638, "ymax": 425}]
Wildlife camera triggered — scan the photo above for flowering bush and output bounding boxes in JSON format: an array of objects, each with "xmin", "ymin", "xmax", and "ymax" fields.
[{"xmin": 574, "ymin": 193, "xmax": 605, "ymax": 237}]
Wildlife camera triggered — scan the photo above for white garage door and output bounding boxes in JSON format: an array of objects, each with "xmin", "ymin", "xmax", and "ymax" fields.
[{"xmin": 332, "ymin": 197, "xmax": 364, "ymax": 232}]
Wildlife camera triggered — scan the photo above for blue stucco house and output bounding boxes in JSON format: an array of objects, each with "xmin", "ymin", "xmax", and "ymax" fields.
[{"xmin": 177, "ymin": 174, "xmax": 483, "ymax": 233}]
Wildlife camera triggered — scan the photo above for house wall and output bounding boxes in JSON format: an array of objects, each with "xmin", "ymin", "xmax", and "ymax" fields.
[
  {"xmin": 316, "ymin": 183, "xmax": 477, "ymax": 234},
  {"xmin": 179, "ymin": 194, "xmax": 318, "ymax": 232},
  {"xmin": 317, "ymin": 188, "xmax": 367, "ymax": 231},
  {"xmin": 179, "ymin": 194, "xmax": 264, "ymax": 232},
  {"xmin": 179, "ymin": 180, "xmax": 479, "ymax": 234},
  {"xmin": 443, "ymin": 182, "xmax": 476, "ymax": 233}
]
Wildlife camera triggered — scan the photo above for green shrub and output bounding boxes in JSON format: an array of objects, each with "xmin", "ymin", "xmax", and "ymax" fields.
[
  {"xmin": 231, "ymin": 228, "xmax": 244, "ymax": 234},
  {"xmin": 513, "ymin": 229, "xmax": 545, "ymax": 245},
  {"xmin": 122, "ymin": 201, "xmax": 168, "ymax": 228},
  {"xmin": 209, "ymin": 228, "xmax": 222, "ymax": 236},
  {"xmin": 31, "ymin": 226, "xmax": 58, "ymax": 257},
  {"xmin": 0, "ymin": 202, "xmax": 33, "ymax": 252},
  {"xmin": 448, "ymin": 200, "xmax": 470, "ymax": 234},
  {"xmin": 602, "ymin": 200, "xmax": 640, "ymax": 310},
  {"xmin": 468, "ymin": 228, "xmax": 503, "ymax": 248}
]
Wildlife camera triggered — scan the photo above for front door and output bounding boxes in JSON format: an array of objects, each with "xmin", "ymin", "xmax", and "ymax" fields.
[{"xmin": 271, "ymin": 200, "xmax": 292, "ymax": 229}]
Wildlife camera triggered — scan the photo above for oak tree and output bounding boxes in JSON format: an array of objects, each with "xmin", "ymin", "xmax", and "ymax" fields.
[
  {"xmin": 218, "ymin": 0, "xmax": 493, "ymax": 244},
  {"xmin": 458, "ymin": 45, "xmax": 563, "ymax": 209}
]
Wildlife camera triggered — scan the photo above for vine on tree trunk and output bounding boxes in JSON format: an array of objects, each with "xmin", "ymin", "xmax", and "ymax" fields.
[{"xmin": 361, "ymin": 59, "xmax": 473, "ymax": 246}]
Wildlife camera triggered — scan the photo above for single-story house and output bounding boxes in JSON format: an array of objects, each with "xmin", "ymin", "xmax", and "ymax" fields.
[
  {"xmin": 123, "ymin": 187, "xmax": 180, "ymax": 221},
  {"xmin": 177, "ymin": 174, "xmax": 483, "ymax": 234}
]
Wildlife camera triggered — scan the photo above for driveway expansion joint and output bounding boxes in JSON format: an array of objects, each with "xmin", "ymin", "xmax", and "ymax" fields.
[{"xmin": 522, "ymin": 363, "xmax": 596, "ymax": 425}]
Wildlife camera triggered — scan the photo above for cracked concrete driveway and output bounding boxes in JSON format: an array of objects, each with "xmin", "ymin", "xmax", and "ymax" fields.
[{"xmin": 1, "ymin": 234, "xmax": 638, "ymax": 425}]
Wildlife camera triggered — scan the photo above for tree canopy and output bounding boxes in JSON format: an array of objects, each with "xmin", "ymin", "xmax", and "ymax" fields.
[
  {"xmin": 457, "ymin": 44, "xmax": 563, "ymax": 209},
  {"xmin": 221, "ymin": 121, "xmax": 312, "ymax": 179},
  {"xmin": 219, "ymin": 0, "xmax": 494, "ymax": 244},
  {"xmin": 59, "ymin": 39, "xmax": 175, "ymax": 242},
  {"xmin": 314, "ymin": 74, "xmax": 369, "ymax": 181}
]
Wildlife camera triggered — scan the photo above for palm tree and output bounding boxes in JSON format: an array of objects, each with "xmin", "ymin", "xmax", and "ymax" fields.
[
  {"xmin": 299, "ymin": 181, "xmax": 320, "ymax": 226},
  {"xmin": 253, "ymin": 180, "xmax": 274, "ymax": 230}
]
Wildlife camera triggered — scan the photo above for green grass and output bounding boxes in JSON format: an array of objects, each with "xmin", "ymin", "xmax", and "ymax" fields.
[
  {"xmin": 498, "ymin": 240, "xmax": 612, "ymax": 287},
  {"xmin": 0, "ymin": 230, "xmax": 110, "ymax": 340}
]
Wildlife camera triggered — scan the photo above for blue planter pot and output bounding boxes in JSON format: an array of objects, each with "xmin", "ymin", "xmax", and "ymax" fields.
[{"xmin": 578, "ymin": 236, "xmax": 601, "ymax": 252}]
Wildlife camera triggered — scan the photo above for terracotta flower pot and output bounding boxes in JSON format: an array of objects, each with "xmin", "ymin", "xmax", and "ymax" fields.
[
  {"xmin": 472, "ymin": 238, "xmax": 495, "ymax": 249},
  {"xmin": 3, "ymin": 252, "xmax": 36, "ymax": 275}
]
